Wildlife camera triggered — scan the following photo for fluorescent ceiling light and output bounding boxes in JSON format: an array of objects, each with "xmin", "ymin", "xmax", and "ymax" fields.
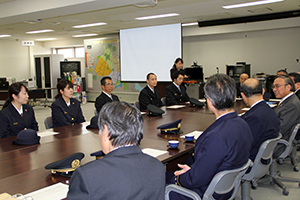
[
  {"xmin": 72, "ymin": 33, "xmax": 98, "ymax": 37},
  {"xmin": 182, "ymin": 22, "xmax": 198, "ymax": 27},
  {"xmin": 26, "ymin": 29, "xmax": 54, "ymax": 34},
  {"xmin": 0, "ymin": 34, "xmax": 11, "ymax": 38},
  {"xmin": 35, "ymin": 38, "xmax": 57, "ymax": 41},
  {"xmin": 73, "ymin": 22, "xmax": 107, "ymax": 28},
  {"xmin": 222, "ymin": 0, "xmax": 284, "ymax": 9},
  {"xmin": 135, "ymin": 13, "xmax": 179, "ymax": 20}
]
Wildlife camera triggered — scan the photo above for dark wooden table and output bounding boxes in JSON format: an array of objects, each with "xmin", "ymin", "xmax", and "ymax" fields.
[{"xmin": 0, "ymin": 100, "xmax": 249, "ymax": 195}]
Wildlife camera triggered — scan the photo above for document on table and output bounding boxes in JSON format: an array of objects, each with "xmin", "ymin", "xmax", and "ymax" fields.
[
  {"xmin": 25, "ymin": 182, "xmax": 68, "ymax": 200},
  {"xmin": 269, "ymin": 99, "xmax": 281, "ymax": 102},
  {"xmin": 198, "ymin": 99, "xmax": 206, "ymax": 103},
  {"xmin": 142, "ymin": 148, "xmax": 167, "ymax": 158},
  {"xmin": 236, "ymin": 98, "xmax": 242, "ymax": 100},
  {"xmin": 38, "ymin": 131, "xmax": 59, "ymax": 138},
  {"xmin": 180, "ymin": 130, "xmax": 203, "ymax": 140},
  {"xmin": 166, "ymin": 105, "xmax": 186, "ymax": 109},
  {"xmin": 267, "ymin": 103, "xmax": 277, "ymax": 108},
  {"xmin": 241, "ymin": 107, "xmax": 250, "ymax": 111}
]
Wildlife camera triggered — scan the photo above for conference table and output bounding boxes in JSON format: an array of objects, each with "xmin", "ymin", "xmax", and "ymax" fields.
[{"xmin": 0, "ymin": 99, "xmax": 254, "ymax": 196}]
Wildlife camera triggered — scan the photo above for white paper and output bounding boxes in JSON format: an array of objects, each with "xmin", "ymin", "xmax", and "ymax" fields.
[
  {"xmin": 269, "ymin": 99, "xmax": 281, "ymax": 102},
  {"xmin": 241, "ymin": 107, "xmax": 250, "ymax": 111},
  {"xmin": 87, "ymin": 73, "xmax": 93, "ymax": 88},
  {"xmin": 166, "ymin": 105, "xmax": 186, "ymax": 109},
  {"xmin": 268, "ymin": 104, "xmax": 277, "ymax": 108},
  {"xmin": 198, "ymin": 99, "xmax": 206, "ymax": 103},
  {"xmin": 38, "ymin": 131, "xmax": 59, "ymax": 138},
  {"xmin": 238, "ymin": 113, "xmax": 245, "ymax": 116},
  {"xmin": 142, "ymin": 148, "xmax": 167, "ymax": 158},
  {"xmin": 25, "ymin": 183, "xmax": 68, "ymax": 200},
  {"xmin": 180, "ymin": 130, "xmax": 203, "ymax": 139},
  {"xmin": 140, "ymin": 112, "xmax": 147, "ymax": 115},
  {"xmin": 82, "ymin": 121, "xmax": 90, "ymax": 125},
  {"xmin": 236, "ymin": 98, "xmax": 242, "ymax": 100}
]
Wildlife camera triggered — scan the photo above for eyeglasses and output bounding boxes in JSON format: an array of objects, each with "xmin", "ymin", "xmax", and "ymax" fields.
[{"xmin": 271, "ymin": 84, "xmax": 288, "ymax": 89}]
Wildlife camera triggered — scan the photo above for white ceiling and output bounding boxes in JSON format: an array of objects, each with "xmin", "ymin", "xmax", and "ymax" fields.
[{"xmin": 0, "ymin": 0, "xmax": 299, "ymax": 41}]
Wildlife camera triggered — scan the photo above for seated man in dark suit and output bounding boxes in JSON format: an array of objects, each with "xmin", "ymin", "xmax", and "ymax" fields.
[
  {"xmin": 138, "ymin": 72, "xmax": 164, "ymax": 111},
  {"xmin": 95, "ymin": 76, "xmax": 119, "ymax": 113},
  {"xmin": 240, "ymin": 78, "xmax": 280, "ymax": 161},
  {"xmin": 236, "ymin": 73, "xmax": 249, "ymax": 98},
  {"xmin": 166, "ymin": 70, "xmax": 190, "ymax": 106},
  {"xmin": 289, "ymin": 72, "xmax": 300, "ymax": 99},
  {"xmin": 272, "ymin": 75, "xmax": 300, "ymax": 158},
  {"xmin": 166, "ymin": 74, "xmax": 252, "ymax": 199},
  {"xmin": 67, "ymin": 101, "xmax": 165, "ymax": 200}
]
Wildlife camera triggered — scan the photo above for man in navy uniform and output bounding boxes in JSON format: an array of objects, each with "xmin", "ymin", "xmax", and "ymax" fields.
[
  {"xmin": 240, "ymin": 78, "xmax": 280, "ymax": 161},
  {"xmin": 166, "ymin": 74, "xmax": 252, "ymax": 199},
  {"xmin": 138, "ymin": 72, "xmax": 164, "ymax": 110},
  {"xmin": 272, "ymin": 75, "xmax": 300, "ymax": 157},
  {"xmin": 95, "ymin": 76, "xmax": 119, "ymax": 113},
  {"xmin": 67, "ymin": 101, "xmax": 165, "ymax": 200},
  {"xmin": 165, "ymin": 70, "xmax": 189, "ymax": 106}
]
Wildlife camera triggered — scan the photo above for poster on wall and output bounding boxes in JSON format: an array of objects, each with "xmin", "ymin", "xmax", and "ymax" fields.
[{"xmin": 84, "ymin": 38, "xmax": 145, "ymax": 93}]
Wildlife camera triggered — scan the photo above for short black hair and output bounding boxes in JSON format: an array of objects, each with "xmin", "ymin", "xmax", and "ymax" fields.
[
  {"xmin": 171, "ymin": 70, "xmax": 184, "ymax": 81},
  {"xmin": 98, "ymin": 101, "xmax": 143, "ymax": 146},
  {"xmin": 277, "ymin": 69, "xmax": 288, "ymax": 75},
  {"xmin": 204, "ymin": 74, "xmax": 236, "ymax": 110},
  {"xmin": 146, "ymin": 73, "xmax": 156, "ymax": 80},
  {"xmin": 288, "ymin": 72, "xmax": 300, "ymax": 83},
  {"xmin": 101, "ymin": 76, "xmax": 112, "ymax": 86},
  {"xmin": 240, "ymin": 79, "xmax": 262, "ymax": 97},
  {"xmin": 276, "ymin": 74, "xmax": 295, "ymax": 92}
]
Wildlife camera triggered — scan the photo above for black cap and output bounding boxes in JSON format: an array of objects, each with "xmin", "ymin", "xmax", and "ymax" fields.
[
  {"xmin": 12, "ymin": 129, "xmax": 40, "ymax": 145},
  {"xmin": 157, "ymin": 119, "xmax": 182, "ymax": 134},
  {"xmin": 190, "ymin": 98, "xmax": 205, "ymax": 107},
  {"xmin": 147, "ymin": 104, "xmax": 165, "ymax": 116},
  {"xmin": 86, "ymin": 116, "xmax": 99, "ymax": 129},
  {"xmin": 45, "ymin": 152, "xmax": 85, "ymax": 177},
  {"xmin": 90, "ymin": 150, "xmax": 106, "ymax": 159}
]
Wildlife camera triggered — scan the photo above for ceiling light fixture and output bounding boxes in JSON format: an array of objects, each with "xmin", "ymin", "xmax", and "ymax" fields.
[
  {"xmin": 0, "ymin": 34, "xmax": 11, "ymax": 38},
  {"xmin": 72, "ymin": 33, "xmax": 98, "ymax": 37},
  {"xmin": 222, "ymin": 0, "xmax": 284, "ymax": 9},
  {"xmin": 135, "ymin": 13, "xmax": 179, "ymax": 20},
  {"xmin": 73, "ymin": 22, "xmax": 107, "ymax": 28},
  {"xmin": 35, "ymin": 38, "xmax": 57, "ymax": 41},
  {"xmin": 26, "ymin": 29, "xmax": 54, "ymax": 34},
  {"xmin": 182, "ymin": 22, "xmax": 198, "ymax": 26}
]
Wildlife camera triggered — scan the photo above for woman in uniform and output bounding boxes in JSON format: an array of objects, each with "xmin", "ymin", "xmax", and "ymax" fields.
[
  {"xmin": 170, "ymin": 58, "xmax": 188, "ymax": 79},
  {"xmin": 0, "ymin": 83, "xmax": 38, "ymax": 138},
  {"xmin": 51, "ymin": 79, "xmax": 85, "ymax": 128}
]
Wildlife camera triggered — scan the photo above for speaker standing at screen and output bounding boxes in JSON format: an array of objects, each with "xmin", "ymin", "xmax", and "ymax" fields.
[
  {"xmin": 170, "ymin": 58, "xmax": 188, "ymax": 80},
  {"xmin": 166, "ymin": 71, "xmax": 190, "ymax": 106},
  {"xmin": 138, "ymin": 73, "xmax": 164, "ymax": 111}
]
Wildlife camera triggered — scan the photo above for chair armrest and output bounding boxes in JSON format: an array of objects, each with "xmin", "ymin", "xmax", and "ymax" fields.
[
  {"xmin": 277, "ymin": 139, "xmax": 289, "ymax": 147},
  {"xmin": 165, "ymin": 184, "xmax": 201, "ymax": 200}
]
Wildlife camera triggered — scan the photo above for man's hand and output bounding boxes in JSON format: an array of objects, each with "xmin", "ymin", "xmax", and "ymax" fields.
[{"xmin": 174, "ymin": 164, "xmax": 191, "ymax": 176}]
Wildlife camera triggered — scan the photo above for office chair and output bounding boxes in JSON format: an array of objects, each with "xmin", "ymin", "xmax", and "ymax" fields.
[
  {"xmin": 161, "ymin": 97, "xmax": 166, "ymax": 106},
  {"xmin": 44, "ymin": 116, "xmax": 53, "ymax": 129},
  {"xmin": 241, "ymin": 134, "xmax": 282, "ymax": 200},
  {"xmin": 134, "ymin": 101, "xmax": 140, "ymax": 110},
  {"xmin": 165, "ymin": 159, "xmax": 251, "ymax": 200},
  {"xmin": 269, "ymin": 124, "xmax": 300, "ymax": 196},
  {"xmin": 94, "ymin": 109, "xmax": 98, "ymax": 116}
]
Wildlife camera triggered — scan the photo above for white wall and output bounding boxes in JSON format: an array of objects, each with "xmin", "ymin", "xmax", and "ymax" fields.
[
  {"xmin": 0, "ymin": 40, "xmax": 51, "ymax": 81},
  {"xmin": 182, "ymin": 18, "xmax": 300, "ymax": 78}
]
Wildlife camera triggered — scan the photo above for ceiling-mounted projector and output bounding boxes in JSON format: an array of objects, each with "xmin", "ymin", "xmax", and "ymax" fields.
[{"xmin": 134, "ymin": 0, "xmax": 157, "ymax": 7}]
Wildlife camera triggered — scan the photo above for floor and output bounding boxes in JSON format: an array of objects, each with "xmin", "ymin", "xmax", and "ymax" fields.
[{"xmin": 33, "ymin": 102, "xmax": 300, "ymax": 199}]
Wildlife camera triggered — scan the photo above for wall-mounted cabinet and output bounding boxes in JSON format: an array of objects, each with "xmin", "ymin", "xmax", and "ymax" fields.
[{"xmin": 34, "ymin": 54, "xmax": 64, "ymax": 98}]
